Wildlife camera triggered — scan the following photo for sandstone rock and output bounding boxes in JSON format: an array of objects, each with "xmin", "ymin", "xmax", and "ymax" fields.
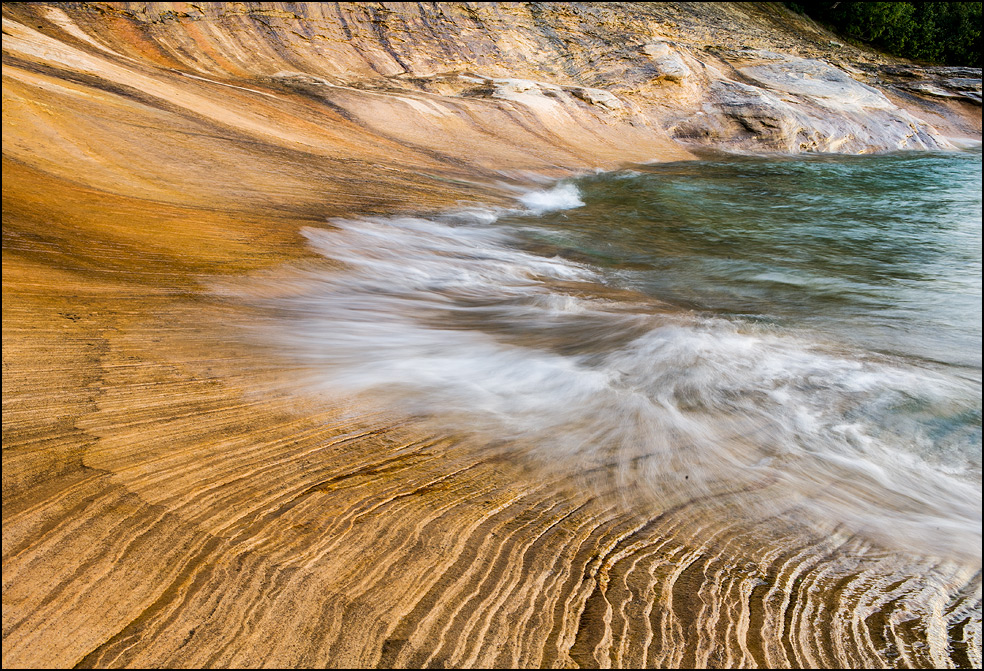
[
  {"xmin": 685, "ymin": 80, "xmax": 805, "ymax": 147},
  {"xmin": 656, "ymin": 49, "xmax": 960, "ymax": 153},
  {"xmin": 490, "ymin": 77, "xmax": 563, "ymax": 100},
  {"xmin": 642, "ymin": 41, "xmax": 692, "ymax": 82},
  {"xmin": 900, "ymin": 74, "xmax": 982, "ymax": 104},
  {"xmin": 2, "ymin": 2, "xmax": 981, "ymax": 670},
  {"xmin": 738, "ymin": 54, "xmax": 894, "ymax": 110},
  {"xmin": 568, "ymin": 86, "xmax": 624, "ymax": 110}
]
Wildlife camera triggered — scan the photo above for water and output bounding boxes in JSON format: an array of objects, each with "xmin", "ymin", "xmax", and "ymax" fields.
[{"xmin": 269, "ymin": 148, "xmax": 982, "ymax": 563}]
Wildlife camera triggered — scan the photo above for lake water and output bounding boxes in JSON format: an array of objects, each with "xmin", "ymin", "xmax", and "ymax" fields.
[{"xmin": 276, "ymin": 147, "xmax": 982, "ymax": 564}]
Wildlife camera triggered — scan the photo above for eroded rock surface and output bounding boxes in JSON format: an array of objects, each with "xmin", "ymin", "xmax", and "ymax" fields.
[
  {"xmin": 3, "ymin": 2, "xmax": 981, "ymax": 669},
  {"xmin": 665, "ymin": 49, "xmax": 957, "ymax": 152}
]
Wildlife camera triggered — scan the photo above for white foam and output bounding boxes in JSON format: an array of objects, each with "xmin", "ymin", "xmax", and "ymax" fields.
[
  {"xmin": 517, "ymin": 183, "xmax": 585, "ymax": 214},
  {"xmin": 251, "ymin": 212, "xmax": 981, "ymax": 562}
]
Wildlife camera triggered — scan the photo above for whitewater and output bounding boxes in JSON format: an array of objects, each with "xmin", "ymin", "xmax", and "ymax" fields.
[{"xmin": 248, "ymin": 150, "xmax": 982, "ymax": 567}]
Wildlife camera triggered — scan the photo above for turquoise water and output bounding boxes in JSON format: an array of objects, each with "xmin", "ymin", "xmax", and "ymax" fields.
[
  {"xmin": 275, "ymin": 147, "xmax": 982, "ymax": 561},
  {"xmin": 508, "ymin": 148, "xmax": 983, "ymax": 371}
]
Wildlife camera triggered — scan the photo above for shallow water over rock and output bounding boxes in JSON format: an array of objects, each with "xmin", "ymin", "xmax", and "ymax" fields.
[
  {"xmin": 226, "ymin": 148, "xmax": 983, "ymax": 668},
  {"xmin": 3, "ymin": 3, "xmax": 981, "ymax": 668}
]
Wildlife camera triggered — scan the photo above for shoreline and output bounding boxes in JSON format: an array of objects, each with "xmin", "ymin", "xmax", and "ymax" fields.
[
  {"xmin": 3, "ymin": 2, "xmax": 981, "ymax": 667},
  {"xmin": 7, "ymin": 151, "xmax": 980, "ymax": 668}
]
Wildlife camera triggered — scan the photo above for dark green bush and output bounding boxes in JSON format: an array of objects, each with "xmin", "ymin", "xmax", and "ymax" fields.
[{"xmin": 784, "ymin": 2, "xmax": 982, "ymax": 67}]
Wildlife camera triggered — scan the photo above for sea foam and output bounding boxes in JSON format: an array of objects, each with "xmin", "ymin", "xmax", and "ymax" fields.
[
  {"xmin": 253, "ymin": 208, "xmax": 981, "ymax": 561},
  {"xmin": 517, "ymin": 183, "xmax": 585, "ymax": 214}
]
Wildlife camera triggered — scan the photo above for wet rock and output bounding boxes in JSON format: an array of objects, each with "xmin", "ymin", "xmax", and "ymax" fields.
[{"xmin": 2, "ymin": 2, "xmax": 981, "ymax": 670}]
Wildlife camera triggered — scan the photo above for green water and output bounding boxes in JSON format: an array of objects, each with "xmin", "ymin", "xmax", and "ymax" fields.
[
  {"xmin": 285, "ymin": 146, "xmax": 981, "ymax": 559},
  {"xmin": 508, "ymin": 148, "xmax": 983, "ymax": 371}
]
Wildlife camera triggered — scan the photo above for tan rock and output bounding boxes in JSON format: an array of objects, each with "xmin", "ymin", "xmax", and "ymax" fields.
[{"xmin": 2, "ymin": 2, "xmax": 980, "ymax": 669}]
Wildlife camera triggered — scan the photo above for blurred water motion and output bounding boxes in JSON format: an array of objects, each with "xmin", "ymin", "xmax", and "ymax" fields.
[{"xmin": 258, "ymin": 148, "xmax": 982, "ymax": 564}]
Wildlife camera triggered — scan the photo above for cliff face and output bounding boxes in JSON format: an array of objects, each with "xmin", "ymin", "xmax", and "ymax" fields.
[
  {"xmin": 3, "ymin": 1, "xmax": 981, "ymax": 188},
  {"xmin": 2, "ymin": 3, "xmax": 981, "ymax": 669}
]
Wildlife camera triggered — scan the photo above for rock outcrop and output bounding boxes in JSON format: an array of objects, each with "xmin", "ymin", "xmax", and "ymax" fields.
[{"xmin": 3, "ymin": 2, "xmax": 981, "ymax": 669}]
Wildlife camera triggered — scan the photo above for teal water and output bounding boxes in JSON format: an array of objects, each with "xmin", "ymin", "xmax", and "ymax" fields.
[
  {"xmin": 276, "ymin": 147, "xmax": 982, "ymax": 562},
  {"xmin": 508, "ymin": 148, "xmax": 983, "ymax": 371}
]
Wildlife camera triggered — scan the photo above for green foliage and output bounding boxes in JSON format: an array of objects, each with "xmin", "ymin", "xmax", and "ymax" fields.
[{"xmin": 784, "ymin": 2, "xmax": 982, "ymax": 67}]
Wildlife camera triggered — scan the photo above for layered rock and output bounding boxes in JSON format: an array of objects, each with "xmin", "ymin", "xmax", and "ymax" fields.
[{"xmin": 2, "ymin": 2, "xmax": 981, "ymax": 669}]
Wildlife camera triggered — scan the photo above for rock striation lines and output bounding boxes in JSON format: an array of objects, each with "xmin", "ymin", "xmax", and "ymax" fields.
[{"xmin": 3, "ymin": 2, "xmax": 981, "ymax": 668}]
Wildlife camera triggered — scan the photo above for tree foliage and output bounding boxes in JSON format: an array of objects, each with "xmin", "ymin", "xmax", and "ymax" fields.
[{"xmin": 784, "ymin": 2, "xmax": 982, "ymax": 67}]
